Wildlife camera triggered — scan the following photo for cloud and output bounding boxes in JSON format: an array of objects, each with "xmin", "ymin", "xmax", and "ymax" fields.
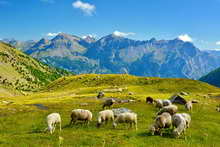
[
  {"xmin": 216, "ymin": 41, "xmax": 220, "ymax": 45},
  {"xmin": 46, "ymin": 32, "xmax": 61, "ymax": 37},
  {"xmin": 72, "ymin": 0, "xmax": 96, "ymax": 16},
  {"xmin": 112, "ymin": 31, "xmax": 135, "ymax": 37},
  {"xmin": 40, "ymin": 0, "xmax": 55, "ymax": 3},
  {"xmin": 178, "ymin": 34, "xmax": 193, "ymax": 42}
]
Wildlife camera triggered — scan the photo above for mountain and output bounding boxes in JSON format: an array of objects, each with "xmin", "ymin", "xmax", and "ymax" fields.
[
  {"xmin": 0, "ymin": 41, "xmax": 69, "ymax": 92},
  {"xmin": 4, "ymin": 33, "xmax": 220, "ymax": 79},
  {"xmin": 199, "ymin": 67, "xmax": 220, "ymax": 87}
]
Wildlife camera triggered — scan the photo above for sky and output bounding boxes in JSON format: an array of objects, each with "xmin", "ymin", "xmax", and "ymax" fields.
[{"xmin": 0, "ymin": 0, "xmax": 220, "ymax": 50}]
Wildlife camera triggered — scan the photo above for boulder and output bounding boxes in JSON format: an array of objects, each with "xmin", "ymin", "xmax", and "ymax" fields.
[{"xmin": 170, "ymin": 94, "xmax": 187, "ymax": 105}]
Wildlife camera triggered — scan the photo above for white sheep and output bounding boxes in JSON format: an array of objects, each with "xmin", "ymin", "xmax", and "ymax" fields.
[
  {"xmin": 172, "ymin": 113, "xmax": 187, "ymax": 137},
  {"xmin": 154, "ymin": 99, "xmax": 172, "ymax": 108},
  {"xmin": 157, "ymin": 104, "xmax": 178, "ymax": 115},
  {"xmin": 97, "ymin": 110, "xmax": 114, "ymax": 127},
  {"xmin": 180, "ymin": 113, "xmax": 191, "ymax": 128},
  {"xmin": 149, "ymin": 112, "xmax": 172, "ymax": 136},
  {"xmin": 185, "ymin": 101, "xmax": 193, "ymax": 111},
  {"xmin": 69, "ymin": 109, "xmax": 93, "ymax": 125},
  {"xmin": 45, "ymin": 113, "xmax": 61, "ymax": 134},
  {"xmin": 113, "ymin": 112, "xmax": 137, "ymax": 130}
]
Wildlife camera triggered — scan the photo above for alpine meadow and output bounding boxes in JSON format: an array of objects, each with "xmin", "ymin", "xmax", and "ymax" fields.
[{"xmin": 0, "ymin": 0, "xmax": 220, "ymax": 146}]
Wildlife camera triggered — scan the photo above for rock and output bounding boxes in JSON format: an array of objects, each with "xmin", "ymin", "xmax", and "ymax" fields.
[
  {"xmin": 80, "ymin": 103, "xmax": 89, "ymax": 106},
  {"xmin": 191, "ymin": 100, "xmax": 199, "ymax": 103},
  {"xmin": 128, "ymin": 92, "xmax": 134, "ymax": 95},
  {"xmin": 170, "ymin": 94, "xmax": 187, "ymax": 105},
  {"xmin": 97, "ymin": 91, "xmax": 105, "ymax": 99}
]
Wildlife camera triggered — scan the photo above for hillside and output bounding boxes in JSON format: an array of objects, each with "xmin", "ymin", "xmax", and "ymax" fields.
[
  {"xmin": 0, "ymin": 42, "xmax": 69, "ymax": 92},
  {"xmin": 46, "ymin": 74, "xmax": 220, "ymax": 94},
  {"xmin": 0, "ymin": 74, "xmax": 220, "ymax": 146},
  {"xmin": 200, "ymin": 67, "xmax": 220, "ymax": 87},
  {"xmin": 5, "ymin": 33, "xmax": 220, "ymax": 79}
]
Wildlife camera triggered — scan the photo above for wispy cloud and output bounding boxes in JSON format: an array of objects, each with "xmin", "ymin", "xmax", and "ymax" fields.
[
  {"xmin": 178, "ymin": 34, "xmax": 193, "ymax": 42},
  {"xmin": 40, "ymin": 0, "xmax": 55, "ymax": 4},
  {"xmin": 112, "ymin": 31, "xmax": 135, "ymax": 37},
  {"xmin": 216, "ymin": 41, "xmax": 220, "ymax": 45},
  {"xmin": 47, "ymin": 32, "xmax": 61, "ymax": 37},
  {"xmin": 72, "ymin": 0, "xmax": 96, "ymax": 16}
]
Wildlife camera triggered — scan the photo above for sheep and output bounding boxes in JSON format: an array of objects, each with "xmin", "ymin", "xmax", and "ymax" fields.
[
  {"xmin": 180, "ymin": 113, "xmax": 191, "ymax": 128},
  {"xmin": 185, "ymin": 101, "xmax": 193, "ymax": 111},
  {"xmin": 97, "ymin": 110, "xmax": 114, "ymax": 127},
  {"xmin": 157, "ymin": 104, "xmax": 178, "ymax": 115},
  {"xmin": 163, "ymin": 100, "xmax": 172, "ymax": 107},
  {"xmin": 113, "ymin": 112, "xmax": 137, "ymax": 130},
  {"xmin": 45, "ymin": 113, "xmax": 61, "ymax": 134},
  {"xmin": 103, "ymin": 98, "xmax": 116, "ymax": 109},
  {"xmin": 149, "ymin": 112, "xmax": 172, "ymax": 136},
  {"xmin": 154, "ymin": 99, "xmax": 172, "ymax": 108},
  {"xmin": 172, "ymin": 113, "xmax": 187, "ymax": 137},
  {"xmin": 146, "ymin": 97, "xmax": 154, "ymax": 104},
  {"xmin": 216, "ymin": 107, "xmax": 220, "ymax": 112},
  {"xmin": 69, "ymin": 109, "xmax": 92, "ymax": 125},
  {"xmin": 154, "ymin": 99, "xmax": 163, "ymax": 108},
  {"xmin": 97, "ymin": 91, "xmax": 105, "ymax": 99}
]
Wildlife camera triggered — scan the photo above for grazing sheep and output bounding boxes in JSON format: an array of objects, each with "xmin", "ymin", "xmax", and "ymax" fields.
[
  {"xmin": 113, "ymin": 112, "xmax": 137, "ymax": 130},
  {"xmin": 69, "ymin": 109, "xmax": 92, "ymax": 125},
  {"xmin": 45, "ymin": 113, "xmax": 61, "ymax": 134},
  {"xmin": 180, "ymin": 113, "xmax": 191, "ymax": 128},
  {"xmin": 146, "ymin": 97, "xmax": 154, "ymax": 104},
  {"xmin": 154, "ymin": 99, "xmax": 163, "ymax": 108},
  {"xmin": 172, "ymin": 114, "xmax": 187, "ymax": 137},
  {"xmin": 97, "ymin": 110, "xmax": 114, "ymax": 127},
  {"xmin": 185, "ymin": 101, "xmax": 193, "ymax": 111},
  {"xmin": 163, "ymin": 100, "xmax": 172, "ymax": 106},
  {"xmin": 154, "ymin": 99, "xmax": 172, "ymax": 108},
  {"xmin": 157, "ymin": 104, "xmax": 178, "ymax": 115},
  {"xmin": 103, "ymin": 98, "xmax": 116, "ymax": 109},
  {"xmin": 149, "ymin": 112, "xmax": 172, "ymax": 136}
]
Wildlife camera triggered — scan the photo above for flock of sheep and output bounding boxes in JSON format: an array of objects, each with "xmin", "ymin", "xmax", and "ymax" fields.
[{"xmin": 44, "ymin": 96, "xmax": 193, "ymax": 138}]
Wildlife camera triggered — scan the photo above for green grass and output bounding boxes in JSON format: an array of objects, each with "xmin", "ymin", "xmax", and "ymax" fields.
[{"xmin": 0, "ymin": 74, "xmax": 220, "ymax": 146}]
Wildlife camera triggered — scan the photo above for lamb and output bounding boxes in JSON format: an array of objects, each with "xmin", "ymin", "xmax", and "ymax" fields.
[
  {"xmin": 185, "ymin": 101, "xmax": 193, "ymax": 111},
  {"xmin": 172, "ymin": 113, "xmax": 187, "ymax": 137},
  {"xmin": 69, "ymin": 109, "xmax": 92, "ymax": 125},
  {"xmin": 97, "ymin": 110, "xmax": 114, "ymax": 127},
  {"xmin": 45, "ymin": 113, "xmax": 61, "ymax": 134},
  {"xmin": 149, "ymin": 112, "xmax": 172, "ymax": 136},
  {"xmin": 157, "ymin": 104, "xmax": 178, "ymax": 115},
  {"xmin": 113, "ymin": 112, "xmax": 137, "ymax": 130},
  {"xmin": 103, "ymin": 98, "xmax": 116, "ymax": 109},
  {"xmin": 163, "ymin": 99, "xmax": 172, "ymax": 106}
]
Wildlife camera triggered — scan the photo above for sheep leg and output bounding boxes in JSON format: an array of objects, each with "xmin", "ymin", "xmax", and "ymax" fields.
[{"xmin": 60, "ymin": 122, "xmax": 62, "ymax": 131}]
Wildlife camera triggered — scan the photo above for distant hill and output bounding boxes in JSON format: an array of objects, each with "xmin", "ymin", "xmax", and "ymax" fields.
[
  {"xmin": 0, "ymin": 42, "xmax": 69, "ymax": 92},
  {"xmin": 199, "ymin": 67, "xmax": 220, "ymax": 87},
  {"xmin": 46, "ymin": 74, "xmax": 220, "ymax": 93},
  {"xmin": 4, "ymin": 33, "xmax": 220, "ymax": 79}
]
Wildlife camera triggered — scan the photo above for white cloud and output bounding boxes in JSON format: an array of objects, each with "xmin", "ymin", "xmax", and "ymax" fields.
[
  {"xmin": 216, "ymin": 41, "xmax": 220, "ymax": 45},
  {"xmin": 40, "ymin": 0, "xmax": 55, "ymax": 3},
  {"xmin": 178, "ymin": 34, "xmax": 193, "ymax": 42},
  {"xmin": 112, "ymin": 31, "xmax": 135, "ymax": 37},
  {"xmin": 46, "ymin": 32, "xmax": 61, "ymax": 37},
  {"xmin": 72, "ymin": 0, "xmax": 95, "ymax": 16}
]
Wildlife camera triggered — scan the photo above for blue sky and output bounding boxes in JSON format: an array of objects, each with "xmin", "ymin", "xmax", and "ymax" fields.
[{"xmin": 0, "ymin": 0, "xmax": 220, "ymax": 50}]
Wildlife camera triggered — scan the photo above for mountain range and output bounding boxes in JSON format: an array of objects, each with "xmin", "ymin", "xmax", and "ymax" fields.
[{"xmin": 3, "ymin": 33, "xmax": 220, "ymax": 79}]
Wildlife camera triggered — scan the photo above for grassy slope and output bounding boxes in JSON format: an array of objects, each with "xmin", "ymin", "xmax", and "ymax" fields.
[
  {"xmin": 200, "ymin": 67, "xmax": 220, "ymax": 88},
  {"xmin": 0, "ymin": 42, "xmax": 69, "ymax": 93},
  {"xmin": 0, "ymin": 74, "xmax": 220, "ymax": 146}
]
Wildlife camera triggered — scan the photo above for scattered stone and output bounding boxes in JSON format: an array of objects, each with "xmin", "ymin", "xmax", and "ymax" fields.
[
  {"xmin": 80, "ymin": 103, "xmax": 89, "ymax": 106},
  {"xmin": 128, "ymin": 92, "xmax": 134, "ymax": 95},
  {"xmin": 180, "ymin": 92, "xmax": 188, "ymax": 96},
  {"xmin": 97, "ymin": 91, "xmax": 105, "ymax": 99},
  {"xmin": 2, "ymin": 100, "xmax": 13, "ymax": 105},
  {"xmin": 191, "ymin": 100, "xmax": 199, "ymax": 103},
  {"xmin": 170, "ymin": 94, "xmax": 187, "ymax": 105},
  {"xmin": 33, "ymin": 104, "xmax": 48, "ymax": 110}
]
